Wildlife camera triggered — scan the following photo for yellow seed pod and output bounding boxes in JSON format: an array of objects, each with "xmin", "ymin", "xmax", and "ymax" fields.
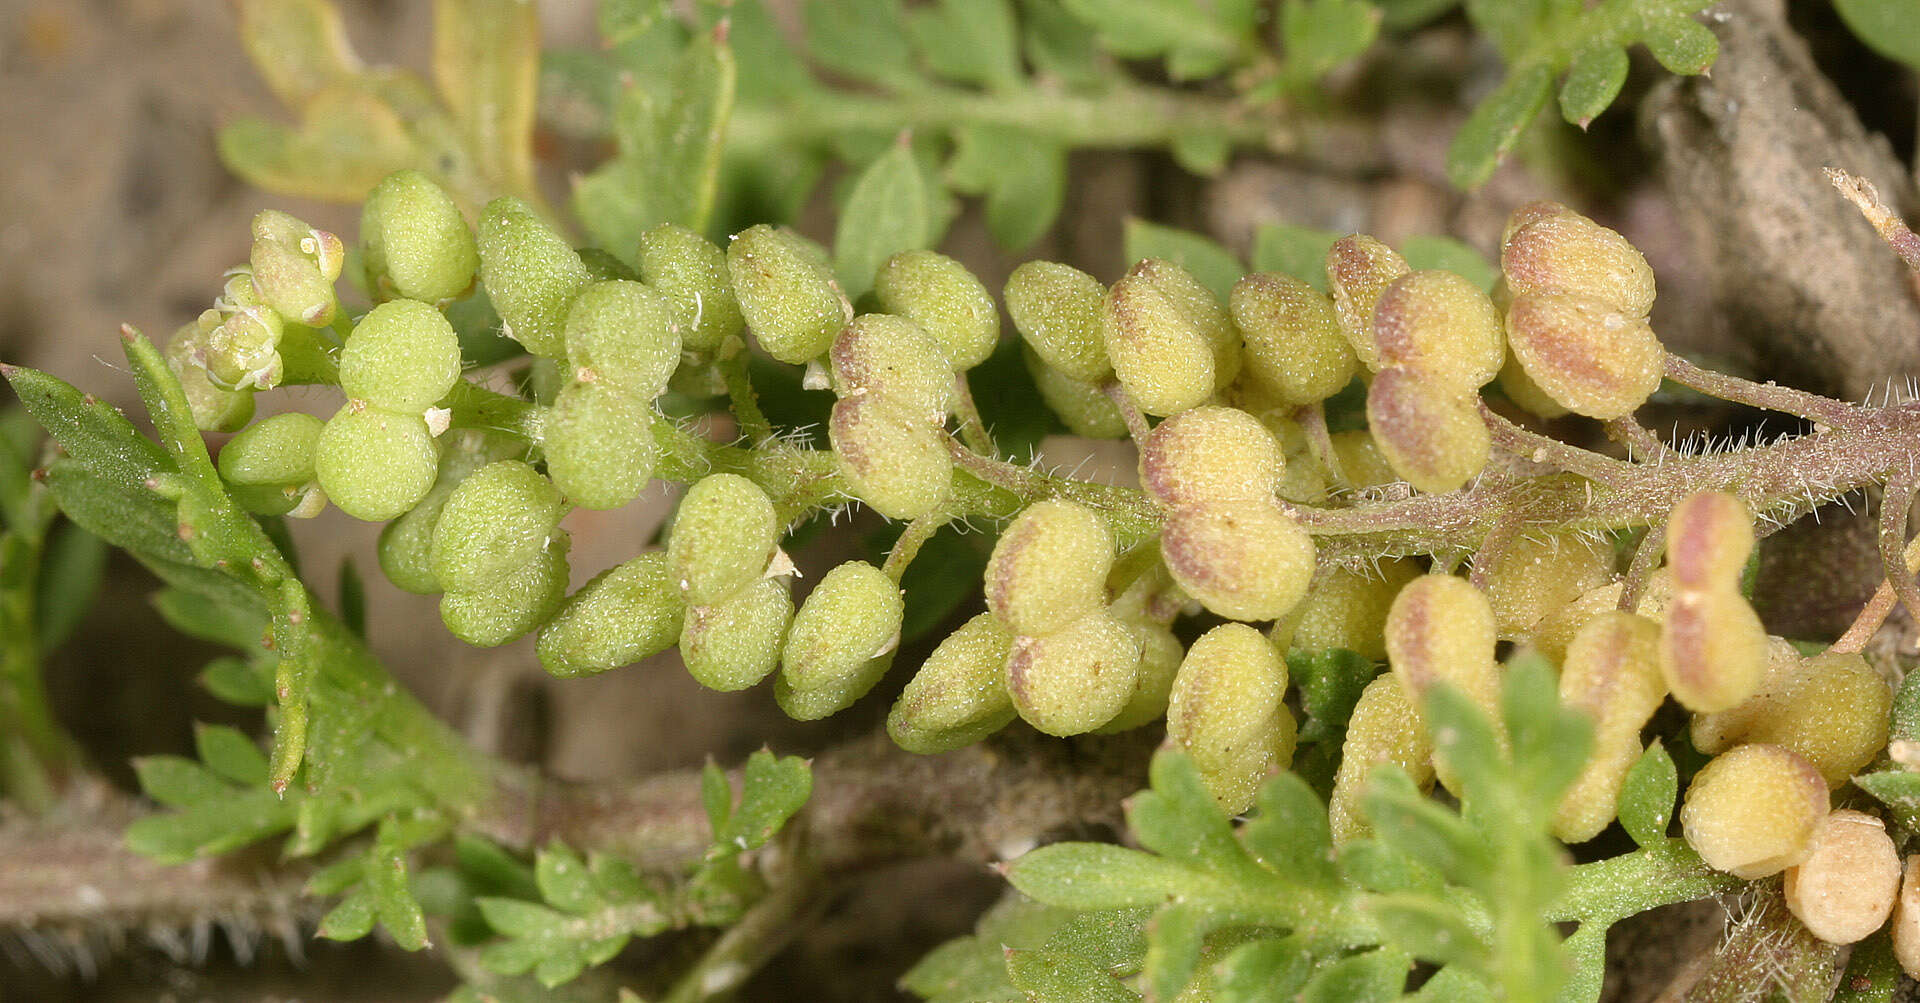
[
  {"xmin": 1137, "ymin": 405, "xmax": 1286, "ymax": 509},
  {"xmin": 1680, "ymin": 744, "xmax": 1829, "ymax": 879},
  {"xmin": 1255, "ymin": 411, "xmax": 1332, "ymax": 505},
  {"xmin": 1553, "ymin": 612, "xmax": 1667, "ymax": 843},
  {"xmin": 1098, "ymin": 618, "xmax": 1186, "ymax": 733},
  {"xmin": 829, "ymin": 395, "xmax": 953, "ymax": 521},
  {"xmin": 1666, "ymin": 491, "xmax": 1754, "ymax": 591},
  {"xmin": 1496, "ymin": 352, "xmax": 1571, "ymax": 420},
  {"xmin": 1784, "ymin": 809, "xmax": 1900, "ymax": 945},
  {"xmin": 1365, "ymin": 368, "xmax": 1490, "ymax": 494},
  {"xmin": 1524, "ymin": 581, "xmax": 1623, "ymax": 666},
  {"xmin": 1661, "ymin": 586, "xmax": 1767, "ymax": 713},
  {"xmin": 1005, "ymin": 260, "xmax": 1111, "ymax": 384},
  {"xmin": 1505, "ymin": 292, "xmax": 1664, "ymax": 419},
  {"xmin": 1501, "ymin": 205, "xmax": 1656, "ymax": 317},
  {"xmin": 1004, "ymin": 612, "xmax": 1142, "ymax": 736},
  {"xmin": 1328, "ymin": 430, "xmax": 1400, "ymax": 491},
  {"xmin": 1159, "ymin": 502, "xmax": 1316, "ymax": 622},
  {"xmin": 887, "ymin": 612, "xmax": 1018, "ymax": 754},
  {"xmin": 1893, "ymin": 857, "xmax": 1920, "ymax": 978},
  {"xmin": 1633, "ymin": 567, "xmax": 1677, "ymax": 619},
  {"xmin": 1329, "ymin": 675, "xmax": 1435, "ymax": 843},
  {"xmin": 985, "ymin": 498, "xmax": 1116, "ymax": 636},
  {"xmin": 1101, "ymin": 263, "xmax": 1217, "ymax": 416},
  {"xmin": 1326, "ymin": 234, "xmax": 1411, "ymax": 369},
  {"xmin": 1279, "ymin": 558, "xmax": 1423, "ymax": 660},
  {"xmin": 1167, "ymin": 624, "xmax": 1294, "ymax": 814},
  {"xmin": 1230, "ymin": 271, "xmax": 1357, "ymax": 406},
  {"xmin": 1024, "ymin": 346, "xmax": 1128, "ymax": 438},
  {"xmin": 1384, "ymin": 574, "xmax": 1500, "ymax": 713},
  {"xmin": 1371, "ymin": 270, "xmax": 1506, "ymax": 391},
  {"xmin": 1130, "ymin": 258, "xmax": 1241, "ymax": 388},
  {"xmin": 829, "ymin": 313, "xmax": 957, "ymax": 423},
  {"xmin": 1742, "ymin": 651, "xmax": 1893, "ymax": 788},
  {"xmin": 1474, "ymin": 530, "xmax": 1617, "ymax": 637},
  {"xmin": 1688, "ymin": 635, "xmax": 1806, "ymax": 755}
]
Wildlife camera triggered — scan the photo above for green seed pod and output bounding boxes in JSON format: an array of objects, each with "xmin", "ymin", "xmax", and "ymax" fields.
[
  {"xmin": 1372, "ymin": 270, "xmax": 1506, "ymax": 391},
  {"xmin": 314, "ymin": 404, "xmax": 440, "ymax": 521},
  {"xmin": 728, "ymin": 224, "xmax": 846, "ymax": 364},
  {"xmin": 166, "ymin": 313, "xmax": 256, "ymax": 432},
  {"xmin": 666, "ymin": 472, "xmax": 782, "ymax": 606},
  {"xmin": 680, "ymin": 577, "xmax": 792, "ymax": 692},
  {"xmin": 829, "ymin": 395, "xmax": 953, "ymax": 521},
  {"xmin": 562, "ymin": 280, "xmax": 682, "ymax": 399},
  {"xmin": 1004, "ymin": 612, "xmax": 1141, "ymax": 737},
  {"xmin": 219, "ymin": 411, "xmax": 323, "ymax": 489},
  {"xmin": 250, "ymin": 209, "xmax": 344, "ymax": 326},
  {"xmin": 1097, "ymin": 619, "xmax": 1185, "ymax": 733},
  {"xmin": 1026, "ymin": 348, "xmax": 1126, "ymax": 438},
  {"xmin": 477, "ymin": 196, "xmax": 593, "ymax": 359},
  {"xmin": 1230, "ymin": 271, "xmax": 1357, "ymax": 407},
  {"xmin": 375, "ymin": 435, "xmax": 505, "ymax": 594},
  {"xmin": 1277, "ymin": 557, "xmax": 1423, "ymax": 660},
  {"xmin": 1661, "ymin": 587, "xmax": 1767, "ymax": 713},
  {"xmin": 985, "ymin": 498, "xmax": 1115, "ymax": 636},
  {"xmin": 874, "ymin": 249, "xmax": 999, "ymax": 370},
  {"xmin": 1666, "ymin": 491, "xmax": 1754, "ymax": 592},
  {"xmin": 1326, "ymin": 234, "xmax": 1411, "ymax": 369},
  {"xmin": 1384, "ymin": 574, "xmax": 1500, "ymax": 714},
  {"xmin": 1474, "ymin": 530, "xmax": 1616, "ymax": 637},
  {"xmin": 1680, "ymin": 743, "xmax": 1829, "ymax": 879},
  {"xmin": 1365, "ymin": 367, "xmax": 1490, "ymax": 494},
  {"xmin": 1553, "ymin": 612, "xmax": 1667, "ymax": 843},
  {"xmin": 1784, "ymin": 810, "xmax": 1901, "ymax": 946},
  {"xmin": 830, "ymin": 314, "xmax": 956, "ymax": 421},
  {"xmin": 637, "ymin": 223, "xmax": 743, "ymax": 354},
  {"xmin": 543, "ymin": 379, "xmax": 657, "ymax": 510},
  {"xmin": 1741, "ymin": 651, "xmax": 1893, "ymax": 787},
  {"xmin": 1167, "ymin": 623, "xmax": 1294, "ymax": 814},
  {"xmin": 1138, "ymin": 405, "xmax": 1285, "ymax": 509},
  {"xmin": 430, "ymin": 460, "xmax": 568, "ymax": 592},
  {"xmin": 888, "ymin": 612, "xmax": 1018, "ymax": 754},
  {"xmin": 778, "ymin": 562, "xmax": 906, "ymax": 720},
  {"xmin": 1160, "ymin": 502, "xmax": 1316, "ymax": 622},
  {"xmin": 1102, "ymin": 263, "xmax": 1217, "ymax": 416},
  {"xmin": 1505, "ymin": 293, "xmax": 1664, "ymax": 419},
  {"xmin": 360, "ymin": 169, "xmax": 479, "ymax": 304},
  {"xmin": 339, "ymin": 299, "xmax": 462, "ymax": 413},
  {"xmin": 1496, "ymin": 352, "xmax": 1571, "ymax": 419},
  {"xmin": 1501, "ymin": 203, "xmax": 1656, "ymax": 317},
  {"xmin": 1329, "ymin": 675, "xmax": 1435, "ymax": 842},
  {"xmin": 1006, "ymin": 260, "xmax": 1110, "ymax": 384},
  {"xmin": 537, "ymin": 553, "xmax": 683, "ymax": 677},
  {"xmin": 441, "ymin": 531, "xmax": 570, "ymax": 647}
]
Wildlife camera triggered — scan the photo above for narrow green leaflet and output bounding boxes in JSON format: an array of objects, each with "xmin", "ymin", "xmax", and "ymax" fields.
[
  {"xmin": 708, "ymin": 749, "xmax": 813, "ymax": 856},
  {"xmin": 834, "ymin": 141, "xmax": 939, "ymax": 301},
  {"xmin": 236, "ymin": 0, "xmax": 360, "ymax": 108},
  {"xmin": 1446, "ymin": 65, "xmax": 1553, "ymax": 190},
  {"xmin": 1398, "ymin": 235, "xmax": 1497, "ymax": 293},
  {"xmin": 33, "ymin": 521, "xmax": 106, "ymax": 649},
  {"xmin": 900, "ymin": 893, "xmax": 1080, "ymax": 1003},
  {"xmin": 599, "ymin": 0, "xmax": 669, "ymax": 46},
  {"xmin": 1059, "ymin": 0, "xmax": 1252, "ymax": 80},
  {"xmin": 1121, "ymin": 220, "xmax": 1246, "ymax": 302},
  {"xmin": 1615, "ymin": 740, "xmax": 1677, "ymax": 849},
  {"xmin": 949, "ymin": 126, "xmax": 1066, "ymax": 251},
  {"xmin": 1834, "ymin": 0, "xmax": 1920, "ymax": 71},
  {"xmin": 804, "ymin": 0, "xmax": 916, "ymax": 89},
  {"xmin": 1277, "ymin": 0, "xmax": 1380, "ymax": 91},
  {"xmin": 1287, "ymin": 647, "xmax": 1381, "ymax": 796},
  {"xmin": 1558, "ymin": 45, "xmax": 1629, "ymax": 128}
]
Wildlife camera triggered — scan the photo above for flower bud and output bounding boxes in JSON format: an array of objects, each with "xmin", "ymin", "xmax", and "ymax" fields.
[
  {"xmin": 563, "ymin": 280, "xmax": 682, "ymax": 399},
  {"xmin": 888, "ymin": 613, "xmax": 1017, "ymax": 753},
  {"xmin": 166, "ymin": 313, "xmax": 256, "ymax": 432},
  {"xmin": 667, "ymin": 473, "xmax": 782, "ymax": 606},
  {"xmin": 1004, "ymin": 612, "xmax": 1141, "ymax": 737},
  {"xmin": 360, "ymin": 169, "xmax": 479, "ymax": 304},
  {"xmin": 829, "ymin": 394, "xmax": 952, "ymax": 521},
  {"xmin": 1501, "ymin": 203, "xmax": 1655, "ymax": 317},
  {"xmin": 1138, "ymin": 405, "xmax": 1285, "ymax": 509},
  {"xmin": 250, "ymin": 209, "xmax": 343, "ymax": 326},
  {"xmin": 1784, "ymin": 809, "xmax": 1899, "ymax": 945},
  {"xmin": 314, "ymin": 403, "xmax": 440, "ymax": 521},
  {"xmin": 637, "ymin": 223, "xmax": 742, "ymax": 353},
  {"xmin": 681, "ymin": 577, "xmax": 793, "ymax": 691},
  {"xmin": 1159, "ymin": 502, "xmax": 1315, "ymax": 622},
  {"xmin": 874, "ymin": 249, "xmax": 999, "ymax": 370},
  {"xmin": 728, "ymin": 224, "xmax": 846, "ymax": 364},
  {"xmin": 537, "ymin": 552, "xmax": 684, "ymax": 677},
  {"xmin": 1006, "ymin": 260, "xmax": 1110, "ymax": 383},
  {"xmin": 1372, "ymin": 270, "xmax": 1505, "ymax": 391},
  {"xmin": 1365, "ymin": 367, "xmax": 1490, "ymax": 494},
  {"xmin": 1680, "ymin": 744, "xmax": 1828, "ymax": 879},
  {"xmin": 1167, "ymin": 624, "xmax": 1294, "ymax": 814},
  {"xmin": 1230, "ymin": 271, "xmax": 1356, "ymax": 407},
  {"xmin": 478, "ymin": 197, "xmax": 592, "ymax": 359},
  {"xmin": 205, "ymin": 295, "xmax": 285, "ymax": 391},
  {"xmin": 340, "ymin": 299, "xmax": 462, "ymax": 413},
  {"xmin": 830, "ymin": 314, "xmax": 956, "ymax": 422},
  {"xmin": 985, "ymin": 498, "xmax": 1115, "ymax": 636},
  {"xmin": 1326, "ymin": 234, "xmax": 1410, "ymax": 369},
  {"xmin": 778, "ymin": 562, "xmax": 905, "ymax": 720},
  {"xmin": 430, "ymin": 460, "xmax": 567, "ymax": 591}
]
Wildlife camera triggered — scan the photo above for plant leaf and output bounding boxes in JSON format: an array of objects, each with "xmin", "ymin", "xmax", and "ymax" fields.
[
  {"xmin": 908, "ymin": 0, "xmax": 1022, "ymax": 91},
  {"xmin": 711, "ymin": 749, "xmax": 811, "ymax": 855},
  {"xmin": 1616, "ymin": 740, "xmax": 1677, "ymax": 849},
  {"xmin": 1557, "ymin": 44, "xmax": 1628, "ymax": 128},
  {"xmin": 195, "ymin": 723, "xmax": 270, "ymax": 787},
  {"xmin": 433, "ymin": 0, "xmax": 541, "ymax": 200},
  {"xmin": 34, "ymin": 520, "xmax": 106, "ymax": 649},
  {"xmin": 1006, "ymin": 843, "xmax": 1197, "ymax": 910},
  {"xmin": 1250, "ymin": 222, "xmax": 1342, "ymax": 292},
  {"xmin": 834, "ymin": 140, "xmax": 937, "ymax": 301},
  {"xmin": 236, "ymin": 0, "xmax": 361, "ymax": 108},
  {"xmin": 1121, "ymin": 220, "xmax": 1245, "ymax": 302},
  {"xmin": 1446, "ymin": 64, "xmax": 1553, "ymax": 189},
  {"xmin": 1005, "ymin": 948, "xmax": 1141, "ymax": 1002}
]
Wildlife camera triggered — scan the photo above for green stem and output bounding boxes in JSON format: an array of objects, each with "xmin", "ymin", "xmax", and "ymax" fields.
[
  {"xmin": 882, "ymin": 510, "xmax": 949, "ymax": 582},
  {"xmin": 719, "ymin": 343, "xmax": 775, "ymax": 445},
  {"xmin": 444, "ymin": 381, "xmax": 547, "ymax": 442},
  {"xmin": 951, "ymin": 373, "xmax": 995, "ymax": 457}
]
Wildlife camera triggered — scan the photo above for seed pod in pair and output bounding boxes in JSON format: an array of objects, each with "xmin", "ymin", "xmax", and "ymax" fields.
[
  {"xmin": 1661, "ymin": 586, "xmax": 1767, "ymax": 714},
  {"xmin": 220, "ymin": 412, "xmax": 324, "ymax": 516},
  {"xmin": 537, "ymin": 553, "xmax": 684, "ymax": 677},
  {"xmin": 777, "ymin": 562, "xmax": 904, "ymax": 720},
  {"xmin": 1230, "ymin": 271, "xmax": 1356, "ymax": 407},
  {"xmin": 1553, "ymin": 612, "xmax": 1667, "ymax": 843},
  {"xmin": 430, "ymin": 460, "xmax": 567, "ymax": 590},
  {"xmin": 1497, "ymin": 353, "xmax": 1570, "ymax": 420},
  {"xmin": 1680, "ymin": 743, "xmax": 1829, "ymax": 879},
  {"xmin": 544, "ymin": 379, "xmax": 657, "ymax": 511},
  {"xmin": 1365, "ymin": 367, "xmax": 1490, "ymax": 494},
  {"xmin": 637, "ymin": 223, "xmax": 742, "ymax": 354},
  {"xmin": 666, "ymin": 473, "xmax": 782, "ymax": 606},
  {"xmin": 374, "ymin": 435, "xmax": 507, "ymax": 593},
  {"xmin": 889, "ymin": 613, "xmax": 1018, "ymax": 753},
  {"xmin": 1371, "ymin": 270, "xmax": 1505, "ymax": 391},
  {"xmin": 563, "ymin": 280, "xmax": 681, "ymax": 399},
  {"xmin": 985, "ymin": 498, "xmax": 1115, "ymax": 636},
  {"xmin": 441, "ymin": 532, "xmax": 570, "ymax": 647},
  {"xmin": 1102, "ymin": 258, "xmax": 1238, "ymax": 415},
  {"xmin": 360, "ymin": 170, "xmax": 478, "ymax": 304},
  {"xmin": 1894, "ymin": 857, "xmax": 1920, "ymax": 977},
  {"xmin": 829, "ymin": 394, "xmax": 952, "ymax": 520},
  {"xmin": 1160, "ymin": 502, "xmax": 1316, "ymax": 622},
  {"xmin": 1326, "ymin": 234, "xmax": 1411, "ymax": 369},
  {"xmin": 875, "ymin": 249, "xmax": 998, "ymax": 370},
  {"xmin": 478, "ymin": 197, "xmax": 593, "ymax": 359},
  {"xmin": 1473, "ymin": 529, "xmax": 1616, "ymax": 637},
  {"xmin": 1006, "ymin": 260, "xmax": 1109, "ymax": 383},
  {"xmin": 1096, "ymin": 618, "xmax": 1185, "ymax": 733},
  {"xmin": 1695, "ymin": 650, "xmax": 1892, "ymax": 787},
  {"xmin": 1273, "ymin": 558, "xmax": 1423, "ymax": 661},
  {"xmin": 1137, "ymin": 406, "xmax": 1285, "ymax": 509},
  {"xmin": 1329, "ymin": 674, "xmax": 1435, "ymax": 842},
  {"xmin": 1505, "ymin": 292, "xmax": 1663, "ymax": 419},
  {"xmin": 315, "ymin": 403, "xmax": 441, "ymax": 522},
  {"xmin": 1385, "ymin": 574, "xmax": 1501, "ymax": 790},
  {"xmin": 1666, "ymin": 491, "xmax": 1754, "ymax": 591},
  {"xmin": 1025, "ymin": 348, "xmax": 1127, "ymax": 439},
  {"xmin": 1167, "ymin": 624, "xmax": 1295, "ymax": 814},
  {"xmin": 1525, "ymin": 581, "xmax": 1624, "ymax": 665},
  {"xmin": 830, "ymin": 314, "xmax": 956, "ymax": 422},
  {"xmin": 1501, "ymin": 202, "xmax": 1655, "ymax": 317},
  {"xmin": 340, "ymin": 299, "xmax": 462, "ymax": 413},
  {"xmin": 681, "ymin": 577, "xmax": 793, "ymax": 692},
  {"xmin": 1784, "ymin": 809, "xmax": 1899, "ymax": 945},
  {"xmin": 1004, "ymin": 612, "xmax": 1141, "ymax": 736},
  {"xmin": 728, "ymin": 224, "xmax": 845, "ymax": 364},
  {"xmin": 250, "ymin": 209, "xmax": 344, "ymax": 326}
]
